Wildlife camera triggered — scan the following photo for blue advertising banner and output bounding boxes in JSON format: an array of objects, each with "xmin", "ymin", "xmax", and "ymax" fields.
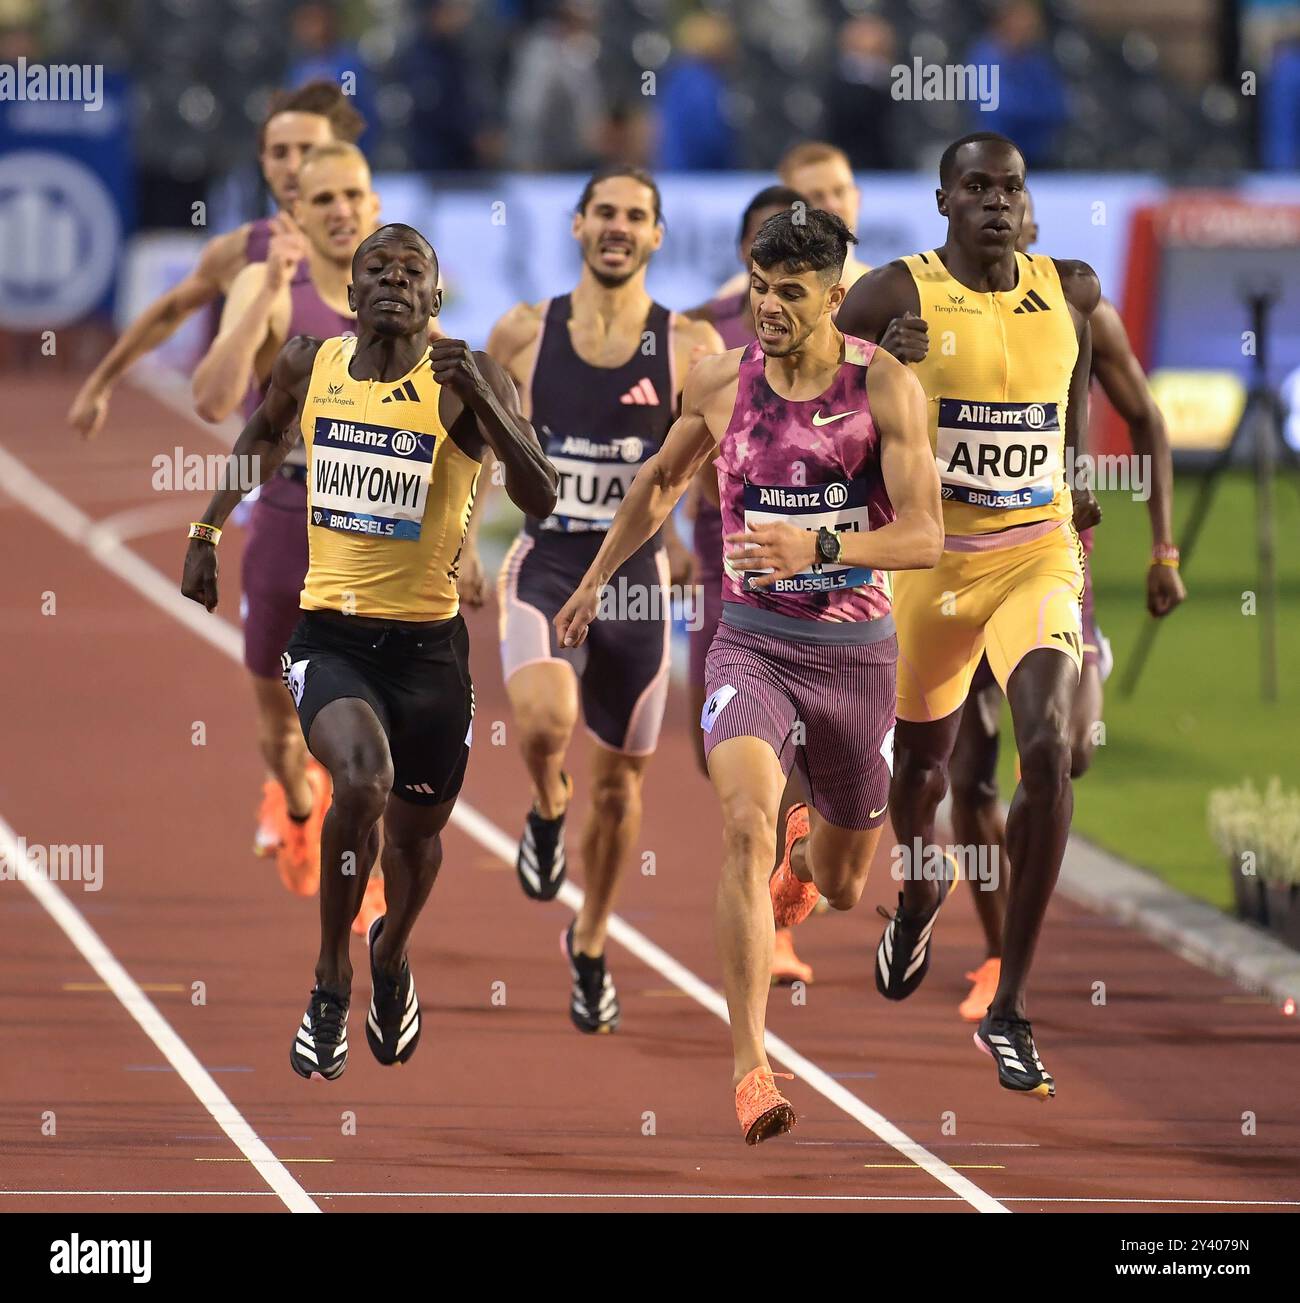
[{"xmin": 0, "ymin": 66, "xmax": 133, "ymax": 330}]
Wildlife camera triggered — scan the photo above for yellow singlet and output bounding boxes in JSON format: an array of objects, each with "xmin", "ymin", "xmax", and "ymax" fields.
[
  {"xmin": 901, "ymin": 250, "xmax": 1077, "ymax": 536},
  {"xmin": 298, "ymin": 336, "xmax": 481, "ymax": 620}
]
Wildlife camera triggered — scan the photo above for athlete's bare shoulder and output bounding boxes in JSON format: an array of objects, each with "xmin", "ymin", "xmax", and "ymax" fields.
[
  {"xmin": 1087, "ymin": 296, "xmax": 1128, "ymax": 358},
  {"xmin": 1052, "ymin": 258, "xmax": 1101, "ymax": 317},
  {"xmin": 673, "ymin": 313, "xmax": 724, "ymax": 376},
  {"xmin": 683, "ymin": 346, "xmax": 742, "ymax": 425},
  {"xmin": 486, "ymin": 300, "xmax": 545, "ymax": 367},
  {"xmin": 837, "ymin": 259, "xmax": 919, "ymax": 342},
  {"xmin": 271, "ymin": 334, "xmax": 325, "ymax": 399},
  {"xmin": 675, "ymin": 312, "xmax": 722, "ymax": 350},
  {"xmin": 195, "ymin": 223, "xmax": 257, "ymax": 294}
]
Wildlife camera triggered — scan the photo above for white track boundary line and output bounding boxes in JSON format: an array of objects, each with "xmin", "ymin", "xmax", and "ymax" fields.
[
  {"xmin": 0, "ymin": 438, "xmax": 1006, "ymax": 1215},
  {"xmin": 1, "ymin": 1189, "xmax": 1298, "ymax": 1207},
  {"xmin": 0, "ymin": 815, "xmax": 319, "ymax": 1214}
]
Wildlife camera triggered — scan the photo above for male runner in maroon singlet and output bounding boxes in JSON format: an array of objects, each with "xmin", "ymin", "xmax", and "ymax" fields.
[
  {"xmin": 68, "ymin": 81, "xmax": 364, "ymax": 438},
  {"xmin": 683, "ymin": 185, "xmax": 806, "ymax": 768},
  {"xmin": 556, "ymin": 209, "xmax": 942, "ymax": 1142},
  {"xmin": 487, "ymin": 167, "xmax": 721, "ymax": 1034},
  {"xmin": 683, "ymin": 184, "xmax": 817, "ymax": 987},
  {"xmin": 943, "ymin": 193, "xmax": 1186, "ymax": 1021},
  {"xmin": 190, "ymin": 141, "xmax": 376, "ymax": 909}
]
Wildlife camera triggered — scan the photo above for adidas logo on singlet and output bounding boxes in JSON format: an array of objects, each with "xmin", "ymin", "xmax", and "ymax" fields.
[
  {"xmin": 618, "ymin": 378, "xmax": 660, "ymax": 406},
  {"xmin": 1013, "ymin": 290, "xmax": 1052, "ymax": 314},
  {"xmin": 1051, "ymin": 629, "xmax": 1081, "ymax": 655},
  {"xmin": 382, "ymin": 380, "xmax": 422, "ymax": 403}
]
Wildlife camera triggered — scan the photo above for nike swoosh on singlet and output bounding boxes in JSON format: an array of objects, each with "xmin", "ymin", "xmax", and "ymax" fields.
[
  {"xmin": 811, "ymin": 409, "xmax": 859, "ymax": 426},
  {"xmin": 869, "ymin": 804, "xmax": 888, "ymax": 819}
]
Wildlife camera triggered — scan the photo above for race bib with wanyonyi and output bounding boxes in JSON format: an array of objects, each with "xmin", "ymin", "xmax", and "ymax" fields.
[{"xmin": 309, "ymin": 418, "xmax": 436, "ymax": 540}]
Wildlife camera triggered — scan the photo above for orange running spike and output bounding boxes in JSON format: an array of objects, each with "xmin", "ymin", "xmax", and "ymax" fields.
[
  {"xmin": 352, "ymin": 871, "xmax": 386, "ymax": 937},
  {"xmin": 275, "ymin": 762, "xmax": 328, "ymax": 897},
  {"xmin": 769, "ymin": 803, "xmax": 819, "ymax": 928},
  {"xmin": 959, "ymin": 957, "xmax": 1001, "ymax": 1023},
  {"xmin": 736, "ymin": 1067, "xmax": 796, "ymax": 1145},
  {"xmin": 254, "ymin": 778, "xmax": 286, "ymax": 858}
]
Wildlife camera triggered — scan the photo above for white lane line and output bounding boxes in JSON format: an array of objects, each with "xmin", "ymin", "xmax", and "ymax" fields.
[
  {"xmin": 2, "ymin": 1190, "xmax": 1299, "ymax": 1207},
  {"xmin": 457, "ymin": 812, "xmax": 1009, "ymax": 1213},
  {"xmin": 0, "ymin": 441, "xmax": 1005, "ymax": 1215},
  {"xmin": 0, "ymin": 817, "xmax": 319, "ymax": 1215},
  {"xmin": 94, "ymin": 499, "xmax": 205, "ymax": 547}
]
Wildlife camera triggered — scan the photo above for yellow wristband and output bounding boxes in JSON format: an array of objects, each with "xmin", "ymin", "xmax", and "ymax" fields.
[
  {"xmin": 1154, "ymin": 557, "xmax": 1180, "ymax": 568},
  {"xmin": 188, "ymin": 522, "xmax": 221, "ymax": 546}
]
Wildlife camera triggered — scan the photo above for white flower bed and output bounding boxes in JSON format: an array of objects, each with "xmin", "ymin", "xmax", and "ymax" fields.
[{"xmin": 1209, "ymin": 778, "xmax": 1300, "ymax": 886}]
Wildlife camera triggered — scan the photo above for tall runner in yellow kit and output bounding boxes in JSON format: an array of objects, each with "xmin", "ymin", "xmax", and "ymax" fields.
[
  {"xmin": 837, "ymin": 133, "xmax": 1101, "ymax": 1098},
  {"xmin": 182, "ymin": 223, "xmax": 557, "ymax": 1080}
]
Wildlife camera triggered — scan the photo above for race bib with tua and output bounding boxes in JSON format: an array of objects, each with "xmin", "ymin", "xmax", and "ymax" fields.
[
  {"xmin": 309, "ymin": 418, "xmax": 436, "ymax": 539},
  {"xmin": 936, "ymin": 398, "xmax": 1061, "ymax": 510},
  {"xmin": 729, "ymin": 478, "xmax": 875, "ymax": 595},
  {"xmin": 542, "ymin": 431, "xmax": 650, "ymax": 533}
]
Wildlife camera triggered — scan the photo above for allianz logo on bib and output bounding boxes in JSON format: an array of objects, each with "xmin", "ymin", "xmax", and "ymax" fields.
[
  {"xmin": 947, "ymin": 400, "xmax": 1056, "ymax": 430},
  {"xmin": 753, "ymin": 482, "xmax": 850, "ymax": 511},
  {"xmin": 551, "ymin": 433, "xmax": 646, "ymax": 463},
  {"xmin": 315, "ymin": 420, "xmax": 431, "ymax": 458}
]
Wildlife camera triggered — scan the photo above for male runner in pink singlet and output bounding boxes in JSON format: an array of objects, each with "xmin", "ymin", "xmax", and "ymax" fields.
[{"xmin": 556, "ymin": 209, "xmax": 942, "ymax": 1143}]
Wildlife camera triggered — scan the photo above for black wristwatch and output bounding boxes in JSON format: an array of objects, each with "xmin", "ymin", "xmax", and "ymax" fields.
[{"xmin": 815, "ymin": 526, "xmax": 842, "ymax": 570}]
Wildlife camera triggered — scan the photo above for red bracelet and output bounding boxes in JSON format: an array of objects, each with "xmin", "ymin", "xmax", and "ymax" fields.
[{"xmin": 1152, "ymin": 543, "xmax": 1179, "ymax": 567}]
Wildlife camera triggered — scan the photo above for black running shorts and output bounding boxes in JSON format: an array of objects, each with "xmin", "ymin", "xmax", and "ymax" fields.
[{"xmin": 282, "ymin": 610, "xmax": 473, "ymax": 807}]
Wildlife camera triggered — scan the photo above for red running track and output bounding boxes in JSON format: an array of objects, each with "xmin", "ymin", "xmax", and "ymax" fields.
[{"xmin": 1, "ymin": 370, "xmax": 1298, "ymax": 1213}]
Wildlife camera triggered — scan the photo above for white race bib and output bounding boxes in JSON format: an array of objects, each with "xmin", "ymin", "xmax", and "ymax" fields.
[
  {"xmin": 936, "ymin": 398, "xmax": 1061, "ymax": 510},
  {"xmin": 730, "ymin": 479, "xmax": 876, "ymax": 596},
  {"xmin": 310, "ymin": 418, "xmax": 435, "ymax": 540}
]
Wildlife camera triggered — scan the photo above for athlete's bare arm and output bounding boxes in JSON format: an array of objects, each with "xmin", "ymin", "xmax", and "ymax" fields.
[
  {"xmin": 69, "ymin": 224, "xmax": 255, "ymax": 438},
  {"xmin": 1055, "ymin": 259, "xmax": 1102, "ymax": 531},
  {"xmin": 181, "ymin": 334, "xmax": 322, "ymax": 612},
  {"xmin": 737, "ymin": 350, "xmax": 943, "ymax": 586},
  {"xmin": 191, "ymin": 254, "xmax": 294, "ymax": 423},
  {"xmin": 485, "ymin": 301, "xmax": 545, "ymax": 392},
  {"xmin": 835, "ymin": 262, "xmax": 922, "ymax": 355},
  {"xmin": 433, "ymin": 342, "xmax": 557, "ymax": 520},
  {"xmin": 1089, "ymin": 298, "xmax": 1184, "ymax": 616},
  {"xmin": 555, "ymin": 350, "xmax": 740, "ymax": 648},
  {"xmin": 665, "ymin": 315, "xmax": 726, "ymax": 579}
]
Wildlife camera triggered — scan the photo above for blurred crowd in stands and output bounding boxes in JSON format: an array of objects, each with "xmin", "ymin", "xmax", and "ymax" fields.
[{"xmin": 4, "ymin": 0, "xmax": 1300, "ymax": 221}]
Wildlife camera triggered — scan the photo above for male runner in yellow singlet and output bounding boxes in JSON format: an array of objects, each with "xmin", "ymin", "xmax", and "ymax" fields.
[
  {"xmin": 837, "ymin": 132, "xmax": 1102, "ymax": 1098},
  {"xmin": 946, "ymin": 191, "xmax": 1186, "ymax": 1023},
  {"xmin": 182, "ymin": 223, "xmax": 557, "ymax": 1079}
]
